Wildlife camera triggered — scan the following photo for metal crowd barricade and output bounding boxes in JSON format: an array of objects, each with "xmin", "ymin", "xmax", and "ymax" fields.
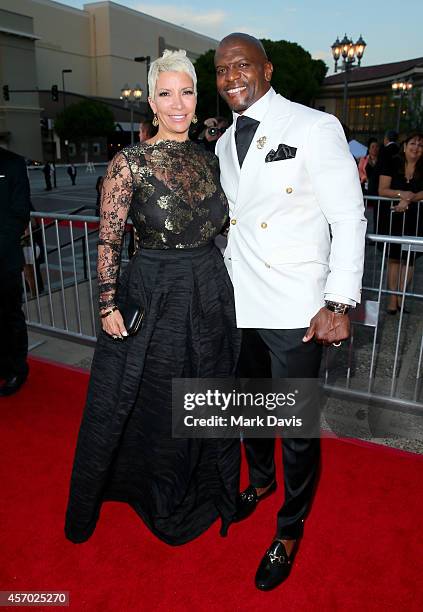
[
  {"xmin": 364, "ymin": 194, "xmax": 423, "ymax": 242},
  {"xmin": 23, "ymin": 211, "xmax": 133, "ymax": 346},
  {"xmin": 24, "ymin": 210, "xmax": 422, "ymax": 410},
  {"xmin": 324, "ymin": 233, "xmax": 423, "ymax": 410},
  {"xmin": 363, "ymin": 195, "xmax": 423, "ymax": 293}
]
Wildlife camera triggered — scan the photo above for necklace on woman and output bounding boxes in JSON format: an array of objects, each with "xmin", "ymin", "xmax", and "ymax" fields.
[{"xmin": 405, "ymin": 164, "xmax": 415, "ymax": 182}]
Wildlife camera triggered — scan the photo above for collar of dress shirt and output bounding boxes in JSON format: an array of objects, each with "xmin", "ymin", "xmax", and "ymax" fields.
[{"xmin": 232, "ymin": 87, "xmax": 275, "ymax": 125}]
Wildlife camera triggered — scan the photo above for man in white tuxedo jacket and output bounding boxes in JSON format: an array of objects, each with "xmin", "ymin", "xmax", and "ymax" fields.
[{"xmin": 215, "ymin": 34, "xmax": 366, "ymax": 591}]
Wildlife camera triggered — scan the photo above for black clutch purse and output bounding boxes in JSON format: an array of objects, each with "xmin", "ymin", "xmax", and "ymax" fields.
[{"xmin": 121, "ymin": 298, "xmax": 144, "ymax": 336}]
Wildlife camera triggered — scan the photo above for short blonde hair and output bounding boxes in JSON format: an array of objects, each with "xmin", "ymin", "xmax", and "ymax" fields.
[{"xmin": 148, "ymin": 49, "xmax": 197, "ymax": 98}]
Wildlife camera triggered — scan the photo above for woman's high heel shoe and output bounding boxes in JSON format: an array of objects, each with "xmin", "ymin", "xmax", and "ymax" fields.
[
  {"xmin": 386, "ymin": 301, "xmax": 398, "ymax": 315},
  {"xmin": 386, "ymin": 304, "xmax": 410, "ymax": 315}
]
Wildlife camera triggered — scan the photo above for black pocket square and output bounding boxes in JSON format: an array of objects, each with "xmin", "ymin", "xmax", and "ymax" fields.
[{"xmin": 265, "ymin": 144, "xmax": 297, "ymax": 163}]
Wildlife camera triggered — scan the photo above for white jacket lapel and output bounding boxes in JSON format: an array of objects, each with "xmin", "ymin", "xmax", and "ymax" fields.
[
  {"xmin": 236, "ymin": 95, "xmax": 293, "ymax": 205},
  {"xmin": 217, "ymin": 124, "xmax": 240, "ymax": 210}
]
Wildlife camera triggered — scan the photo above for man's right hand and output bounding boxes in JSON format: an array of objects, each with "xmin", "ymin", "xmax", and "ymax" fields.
[{"xmin": 303, "ymin": 307, "xmax": 350, "ymax": 346}]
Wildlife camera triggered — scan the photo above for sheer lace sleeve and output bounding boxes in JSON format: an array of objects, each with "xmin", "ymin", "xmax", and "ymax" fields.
[{"xmin": 98, "ymin": 151, "xmax": 133, "ymax": 311}]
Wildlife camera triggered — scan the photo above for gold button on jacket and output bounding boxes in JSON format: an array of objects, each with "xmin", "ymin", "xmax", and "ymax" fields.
[
  {"xmin": 231, "ymin": 218, "xmax": 237, "ymax": 225},
  {"xmin": 286, "ymin": 187, "xmax": 293, "ymax": 194},
  {"xmin": 260, "ymin": 222, "xmax": 268, "ymax": 229}
]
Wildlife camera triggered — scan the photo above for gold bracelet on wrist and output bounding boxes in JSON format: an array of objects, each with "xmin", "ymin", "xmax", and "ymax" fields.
[{"xmin": 100, "ymin": 306, "xmax": 118, "ymax": 319}]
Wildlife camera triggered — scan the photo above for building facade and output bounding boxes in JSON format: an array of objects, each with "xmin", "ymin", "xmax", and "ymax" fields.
[
  {"xmin": 315, "ymin": 57, "xmax": 423, "ymax": 142},
  {"xmin": 0, "ymin": 0, "xmax": 217, "ymax": 160}
]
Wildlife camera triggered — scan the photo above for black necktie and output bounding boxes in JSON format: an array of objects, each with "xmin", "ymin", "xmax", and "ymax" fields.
[{"xmin": 235, "ymin": 115, "xmax": 260, "ymax": 168}]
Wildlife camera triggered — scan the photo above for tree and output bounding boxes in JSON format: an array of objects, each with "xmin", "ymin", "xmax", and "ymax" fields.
[
  {"xmin": 194, "ymin": 49, "xmax": 221, "ymax": 121},
  {"xmin": 194, "ymin": 40, "xmax": 328, "ymax": 120},
  {"xmin": 261, "ymin": 40, "xmax": 327, "ymax": 105},
  {"xmin": 54, "ymin": 99, "xmax": 115, "ymax": 143},
  {"xmin": 407, "ymin": 88, "xmax": 423, "ymax": 131}
]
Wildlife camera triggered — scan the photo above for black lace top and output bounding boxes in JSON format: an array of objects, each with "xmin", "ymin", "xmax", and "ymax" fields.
[{"xmin": 97, "ymin": 140, "xmax": 228, "ymax": 310}]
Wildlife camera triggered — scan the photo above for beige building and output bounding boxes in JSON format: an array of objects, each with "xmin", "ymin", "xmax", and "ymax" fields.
[
  {"xmin": 0, "ymin": 0, "xmax": 217, "ymax": 160},
  {"xmin": 315, "ymin": 57, "xmax": 423, "ymax": 141}
]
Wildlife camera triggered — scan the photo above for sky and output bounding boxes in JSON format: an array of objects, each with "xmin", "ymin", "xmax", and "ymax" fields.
[{"xmin": 65, "ymin": 0, "xmax": 423, "ymax": 72}]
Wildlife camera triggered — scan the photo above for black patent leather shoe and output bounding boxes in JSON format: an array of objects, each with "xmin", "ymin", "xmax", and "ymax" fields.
[
  {"xmin": 255, "ymin": 540, "xmax": 297, "ymax": 591},
  {"xmin": 0, "ymin": 373, "xmax": 28, "ymax": 397},
  {"xmin": 234, "ymin": 481, "xmax": 277, "ymax": 523}
]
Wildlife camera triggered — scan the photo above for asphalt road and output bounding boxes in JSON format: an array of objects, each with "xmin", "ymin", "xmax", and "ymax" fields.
[{"xmin": 29, "ymin": 165, "xmax": 107, "ymax": 215}]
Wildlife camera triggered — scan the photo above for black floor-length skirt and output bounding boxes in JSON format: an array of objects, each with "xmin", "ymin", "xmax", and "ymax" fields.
[{"xmin": 65, "ymin": 243, "xmax": 241, "ymax": 545}]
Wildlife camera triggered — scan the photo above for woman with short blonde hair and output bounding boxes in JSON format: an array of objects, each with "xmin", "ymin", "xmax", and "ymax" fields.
[
  {"xmin": 65, "ymin": 50, "xmax": 241, "ymax": 547},
  {"xmin": 148, "ymin": 49, "xmax": 197, "ymax": 97}
]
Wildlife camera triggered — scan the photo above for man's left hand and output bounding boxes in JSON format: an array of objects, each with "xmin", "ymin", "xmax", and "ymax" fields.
[{"xmin": 302, "ymin": 307, "xmax": 350, "ymax": 345}]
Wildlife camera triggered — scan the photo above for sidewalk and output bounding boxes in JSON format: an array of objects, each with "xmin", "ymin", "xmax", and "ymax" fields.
[{"xmin": 28, "ymin": 331, "xmax": 94, "ymax": 371}]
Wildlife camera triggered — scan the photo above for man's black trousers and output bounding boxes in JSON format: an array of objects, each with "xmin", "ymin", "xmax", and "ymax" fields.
[{"xmin": 239, "ymin": 328, "xmax": 322, "ymax": 539}]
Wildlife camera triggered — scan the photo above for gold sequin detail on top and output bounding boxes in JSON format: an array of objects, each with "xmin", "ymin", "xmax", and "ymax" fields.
[
  {"xmin": 200, "ymin": 221, "xmax": 216, "ymax": 240},
  {"xmin": 97, "ymin": 140, "xmax": 228, "ymax": 310},
  {"xmin": 145, "ymin": 141, "xmax": 216, "ymax": 207},
  {"xmin": 158, "ymin": 195, "xmax": 171, "ymax": 209},
  {"xmin": 138, "ymin": 182, "xmax": 155, "ymax": 202}
]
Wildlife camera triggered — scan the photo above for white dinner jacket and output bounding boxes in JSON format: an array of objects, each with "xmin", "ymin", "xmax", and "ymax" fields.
[{"xmin": 215, "ymin": 93, "xmax": 367, "ymax": 329}]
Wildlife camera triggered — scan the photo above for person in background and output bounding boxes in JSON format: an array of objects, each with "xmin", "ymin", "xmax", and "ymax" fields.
[
  {"xmin": 22, "ymin": 219, "xmax": 41, "ymax": 297},
  {"xmin": 201, "ymin": 117, "xmax": 229, "ymax": 153},
  {"xmin": 359, "ymin": 138, "xmax": 380, "ymax": 196},
  {"xmin": 378, "ymin": 131, "xmax": 423, "ymax": 313},
  {"xmin": 42, "ymin": 161, "xmax": 52, "ymax": 191},
  {"xmin": 378, "ymin": 129, "xmax": 399, "ymax": 170},
  {"xmin": 359, "ymin": 138, "xmax": 380, "ymax": 233},
  {"xmin": 138, "ymin": 119, "xmax": 157, "ymax": 143},
  {"xmin": 0, "ymin": 147, "xmax": 31, "ymax": 396},
  {"xmin": 22, "ymin": 202, "xmax": 45, "ymax": 297},
  {"xmin": 51, "ymin": 161, "xmax": 56, "ymax": 188},
  {"xmin": 67, "ymin": 163, "xmax": 77, "ymax": 185}
]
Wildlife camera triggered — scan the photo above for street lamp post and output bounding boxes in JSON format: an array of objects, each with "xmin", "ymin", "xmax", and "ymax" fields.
[
  {"xmin": 331, "ymin": 35, "xmax": 366, "ymax": 125},
  {"xmin": 61, "ymin": 69, "xmax": 72, "ymax": 163},
  {"xmin": 391, "ymin": 80, "xmax": 413, "ymax": 132},
  {"xmin": 120, "ymin": 84, "xmax": 143, "ymax": 145}
]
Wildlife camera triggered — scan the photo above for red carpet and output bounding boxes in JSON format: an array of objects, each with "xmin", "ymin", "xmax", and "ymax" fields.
[{"xmin": 1, "ymin": 357, "xmax": 422, "ymax": 611}]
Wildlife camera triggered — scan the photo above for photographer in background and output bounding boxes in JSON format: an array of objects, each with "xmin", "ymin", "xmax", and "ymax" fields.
[{"xmin": 199, "ymin": 117, "xmax": 229, "ymax": 153}]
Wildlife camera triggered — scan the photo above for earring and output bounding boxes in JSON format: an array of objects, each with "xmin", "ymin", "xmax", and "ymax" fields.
[
  {"xmin": 152, "ymin": 114, "xmax": 159, "ymax": 127},
  {"xmin": 191, "ymin": 114, "xmax": 198, "ymax": 124}
]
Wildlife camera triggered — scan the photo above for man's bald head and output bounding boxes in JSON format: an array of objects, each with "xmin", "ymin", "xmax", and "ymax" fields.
[
  {"xmin": 215, "ymin": 33, "xmax": 273, "ymax": 113},
  {"xmin": 217, "ymin": 33, "xmax": 268, "ymax": 61}
]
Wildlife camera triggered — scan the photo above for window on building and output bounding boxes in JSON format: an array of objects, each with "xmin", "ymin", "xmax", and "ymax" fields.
[
  {"xmin": 68, "ymin": 143, "xmax": 76, "ymax": 157},
  {"xmin": 92, "ymin": 143, "xmax": 101, "ymax": 156}
]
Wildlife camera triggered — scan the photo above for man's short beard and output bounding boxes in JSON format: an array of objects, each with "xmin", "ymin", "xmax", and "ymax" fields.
[{"xmin": 230, "ymin": 100, "xmax": 249, "ymax": 113}]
